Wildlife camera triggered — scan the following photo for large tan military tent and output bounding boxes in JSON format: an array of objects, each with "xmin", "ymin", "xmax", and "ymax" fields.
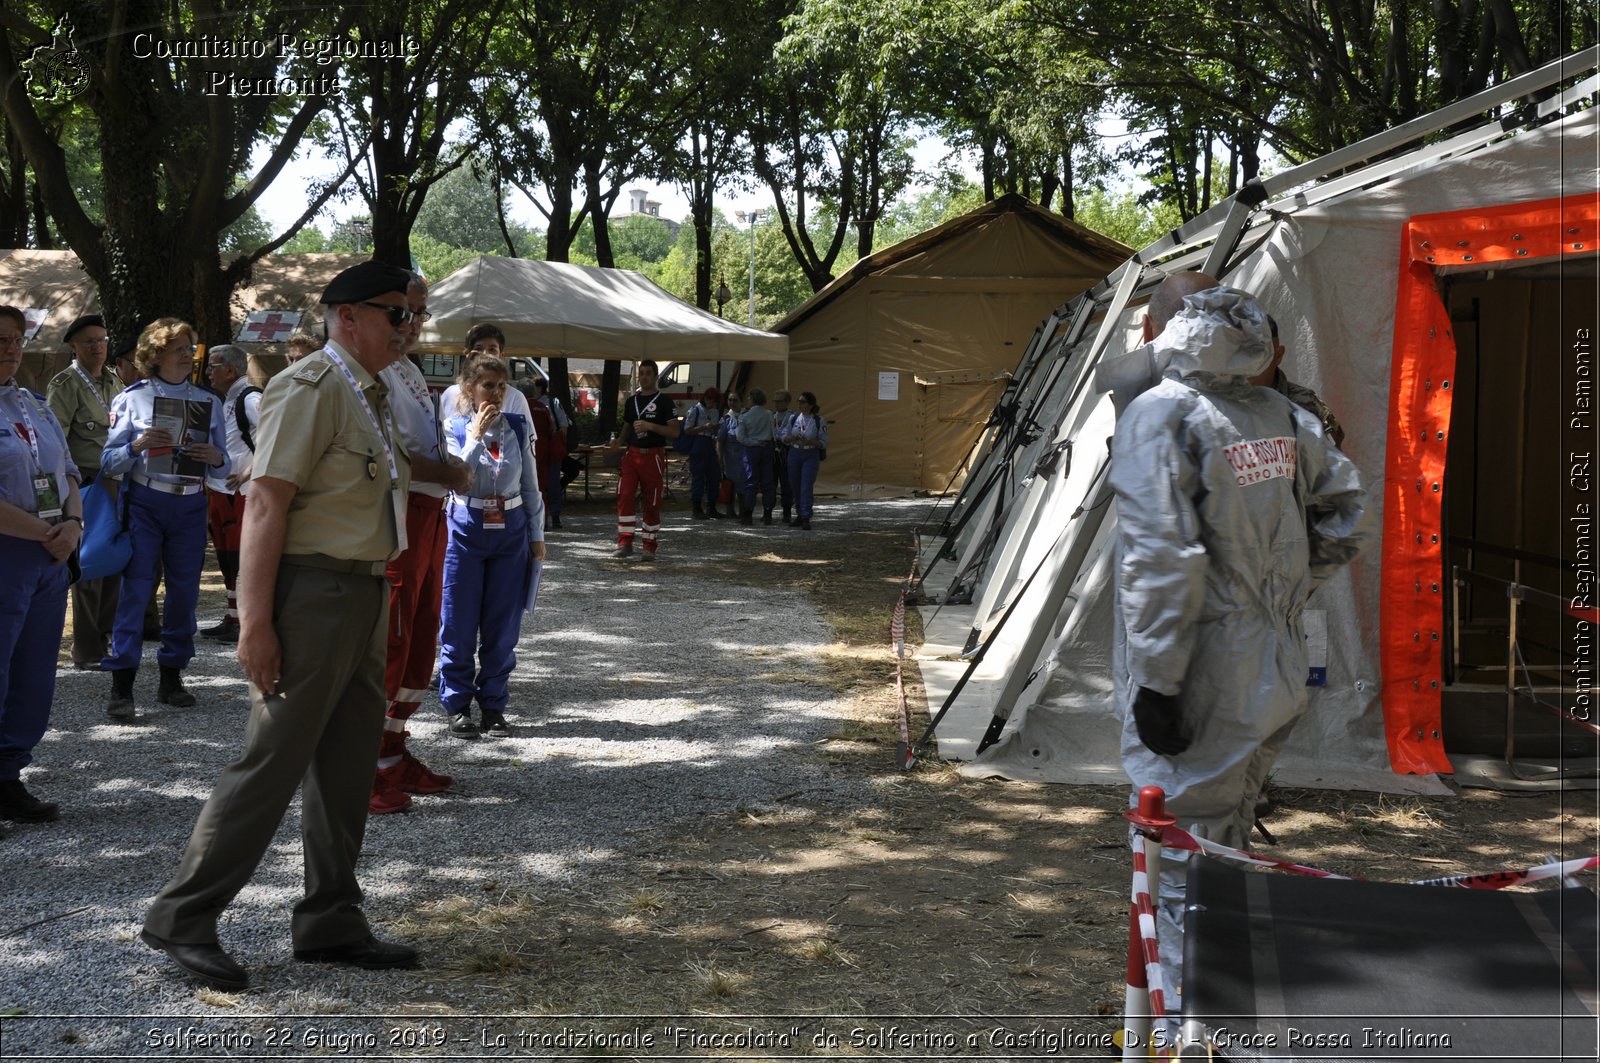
[{"xmin": 743, "ymin": 195, "xmax": 1128, "ymax": 497}]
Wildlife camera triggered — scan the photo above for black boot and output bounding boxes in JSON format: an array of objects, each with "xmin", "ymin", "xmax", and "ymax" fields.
[
  {"xmin": 0, "ymin": 778, "xmax": 60, "ymax": 823},
  {"xmin": 691, "ymin": 501, "xmax": 705, "ymax": 519},
  {"xmin": 783, "ymin": 506, "xmax": 792, "ymax": 525},
  {"xmin": 158, "ymin": 665, "xmax": 196, "ymax": 708},
  {"xmin": 740, "ymin": 497, "xmax": 754, "ymax": 526},
  {"xmin": 762, "ymin": 507, "xmax": 774, "ymax": 525},
  {"xmin": 107, "ymin": 668, "xmax": 137, "ymax": 721}
]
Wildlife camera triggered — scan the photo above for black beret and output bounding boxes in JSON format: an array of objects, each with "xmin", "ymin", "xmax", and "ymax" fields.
[
  {"xmin": 113, "ymin": 337, "xmax": 137, "ymax": 361},
  {"xmin": 63, "ymin": 314, "xmax": 105, "ymax": 343},
  {"xmin": 319, "ymin": 261, "xmax": 413, "ymax": 306}
]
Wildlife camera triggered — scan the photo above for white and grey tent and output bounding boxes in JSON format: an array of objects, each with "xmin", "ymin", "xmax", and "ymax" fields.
[{"xmin": 912, "ymin": 49, "xmax": 1599, "ymax": 795}]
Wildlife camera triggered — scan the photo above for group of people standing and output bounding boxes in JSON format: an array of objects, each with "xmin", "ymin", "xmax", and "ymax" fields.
[
  {"xmin": 681, "ymin": 385, "xmax": 827, "ymax": 531},
  {"xmin": 0, "ymin": 263, "xmax": 567, "ymax": 990}
]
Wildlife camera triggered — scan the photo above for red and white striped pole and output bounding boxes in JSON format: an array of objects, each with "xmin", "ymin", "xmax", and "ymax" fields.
[{"xmin": 1123, "ymin": 786, "xmax": 1177, "ymax": 1061}]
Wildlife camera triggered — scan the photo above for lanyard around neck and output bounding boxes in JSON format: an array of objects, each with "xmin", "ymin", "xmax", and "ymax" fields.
[{"xmin": 322, "ymin": 348, "xmax": 399, "ymax": 486}]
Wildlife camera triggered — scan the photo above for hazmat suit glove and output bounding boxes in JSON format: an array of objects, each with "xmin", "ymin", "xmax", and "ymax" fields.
[{"xmin": 1133, "ymin": 687, "xmax": 1189, "ymax": 756}]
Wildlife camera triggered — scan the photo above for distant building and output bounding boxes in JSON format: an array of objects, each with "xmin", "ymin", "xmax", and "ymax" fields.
[{"xmin": 624, "ymin": 188, "xmax": 681, "ymax": 239}]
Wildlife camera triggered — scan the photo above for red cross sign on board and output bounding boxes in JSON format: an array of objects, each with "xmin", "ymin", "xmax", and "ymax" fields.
[{"xmin": 236, "ymin": 310, "xmax": 302, "ymax": 343}]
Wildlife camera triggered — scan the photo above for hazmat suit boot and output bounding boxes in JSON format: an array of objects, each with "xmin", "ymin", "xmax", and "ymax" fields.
[
  {"xmin": 107, "ymin": 668, "xmax": 137, "ymax": 721},
  {"xmin": 157, "ymin": 665, "xmax": 196, "ymax": 708},
  {"xmin": 762, "ymin": 507, "xmax": 774, "ymax": 525}
]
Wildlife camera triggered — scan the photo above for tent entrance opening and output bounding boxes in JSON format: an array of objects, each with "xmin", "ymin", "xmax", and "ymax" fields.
[{"xmin": 1440, "ymin": 259, "xmax": 1600, "ymax": 759}]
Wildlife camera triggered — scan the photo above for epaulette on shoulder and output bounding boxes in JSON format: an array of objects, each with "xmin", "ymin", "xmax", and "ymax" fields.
[
  {"xmin": 48, "ymin": 367, "xmax": 72, "ymax": 385},
  {"xmin": 293, "ymin": 360, "xmax": 333, "ymax": 385}
]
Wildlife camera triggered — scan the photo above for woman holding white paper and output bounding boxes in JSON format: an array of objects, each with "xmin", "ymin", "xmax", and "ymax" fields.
[{"xmin": 99, "ymin": 318, "xmax": 228, "ymax": 720}]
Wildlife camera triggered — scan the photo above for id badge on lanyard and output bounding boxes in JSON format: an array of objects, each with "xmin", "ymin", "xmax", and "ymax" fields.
[
  {"xmin": 33, "ymin": 475, "xmax": 62, "ymax": 520},
  {"xmin": 482, "ymin": 495, "xmax": 506, "ymax": 530}
]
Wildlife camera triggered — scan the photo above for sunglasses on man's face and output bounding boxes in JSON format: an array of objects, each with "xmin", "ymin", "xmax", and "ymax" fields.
[{"xmin": 360, "ymin": 301, "xmax": 414, "ymax": 327}]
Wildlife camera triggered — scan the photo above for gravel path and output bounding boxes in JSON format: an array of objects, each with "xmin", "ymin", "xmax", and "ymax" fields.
[{"xmin": 0, "ymin": 498, "xmax": 921, "ymax": 1051}]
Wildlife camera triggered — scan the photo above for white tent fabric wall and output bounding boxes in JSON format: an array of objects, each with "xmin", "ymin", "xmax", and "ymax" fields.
[
  {"xmin": 915, "ymin": 98, "xmax": 1596, "ymax": 797},
  {"xmin": 414, "ymin": 255, "xmax": 789, "ymax": 364}
]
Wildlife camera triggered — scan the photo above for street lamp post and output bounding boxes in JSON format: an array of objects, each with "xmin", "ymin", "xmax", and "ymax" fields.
[{"xmin": 735, "ymin": 209, "xmax": 766, "ymax": 327}]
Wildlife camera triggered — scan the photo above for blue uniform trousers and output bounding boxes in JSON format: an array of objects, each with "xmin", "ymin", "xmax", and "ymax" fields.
[
  {"xmin": 741, "ymin": 445, "xmax": 776, "ymax": 512},
  {"xmin": 543, "ymin": 461, "xmax": 564, "ymax": 519},
  {"xmin": 788, "ymin": 448, "xmax": 820, "ymax": 519},
  {"xmin": 688, "ymin": 439, "xmax": 719, "ymax": 505},
  {"xmin": 0, "ymin": 537, "xmax": 70, "ymax": 780},
  {"xmin": 105, "ymin": 481, "xmax": 207, "ymax": 671},
  {"xmin": 439, "ymin": 502, "xmax": 531, "ymax": 715},
  {"xmin": 774, "ymin": 443, "xmax": 793, "ymax": 511}
]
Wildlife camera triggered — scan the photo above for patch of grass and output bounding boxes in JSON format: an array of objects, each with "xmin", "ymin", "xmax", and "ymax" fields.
[
  {"xmin": 794, "ymin": 937, "xmax": 857, "ymax": 966},
  {"xmin": 628, "ymin": 888, "xmax": 668, "ymax": 916},
  {"xmin": 686, "ymin": 961, "xmax": 748, "ymax": 999},
  {"xmin": 457, "ymin": 946, "xmax": 531, "ymax": 974},
  {"xmin": 193, "ymin": 988, "xmax": 242, "ymax": 1009}
]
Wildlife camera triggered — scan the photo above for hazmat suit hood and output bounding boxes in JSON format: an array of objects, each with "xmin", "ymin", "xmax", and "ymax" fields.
[
  {"xmin": 1094, "ymin": 285, "xmax": 1274, "ymax": 411},
  {"xmin": 1156, "ymin": 285, "xmax": 1274, "ymax": 384}
]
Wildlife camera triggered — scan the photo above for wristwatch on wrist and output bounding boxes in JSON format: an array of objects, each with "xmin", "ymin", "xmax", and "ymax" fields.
[{"xmin": 63, "ymin": 515, "xmax": 84, "ymax": 526}]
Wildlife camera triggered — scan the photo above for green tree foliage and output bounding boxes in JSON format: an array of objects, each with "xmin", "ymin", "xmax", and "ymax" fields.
[
  {"xmin": 412, "ymin": 163, "xmax": 537, "ymax": 256},
  {"xmin": 1072, "ymin": 184, "xmax": 1184, "ymax": 251},
  {"xmin": 328, "ymin": 0, "xmax": 504, "ymax": 266},
  {"xmin": 872, "ymin": 176, "xmax": 986, "ymax": 248},
  {"xmin": 0, "ymin": 2, "xmax": 355, "ymax": 343}
]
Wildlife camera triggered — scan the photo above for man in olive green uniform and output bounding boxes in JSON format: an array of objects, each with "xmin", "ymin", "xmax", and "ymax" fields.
[
  {"xmin": 46, "ymin": 315, "xmax": 122, "ymax": 668},
  {"xmin": 141, "ymin": 262, "xmax": 420, "ymax": 990}
]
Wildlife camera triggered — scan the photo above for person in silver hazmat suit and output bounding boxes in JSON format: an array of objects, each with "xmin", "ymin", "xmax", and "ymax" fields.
[{"xmin": 1105, "ymin": 272, "xmax": 1375, "ymax": 1011}]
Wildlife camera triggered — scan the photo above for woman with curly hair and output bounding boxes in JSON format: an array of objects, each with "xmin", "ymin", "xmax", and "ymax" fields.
[{"xmin": 100, "ymin": 318, "xmax": 229, "ymax": 721}]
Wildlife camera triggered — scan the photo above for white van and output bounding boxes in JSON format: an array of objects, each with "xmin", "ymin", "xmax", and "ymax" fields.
[
  {"xmin": 658, "ymin": 360, "xmax": 742, "ymax": 403},
  {"xmin": 417, "ymin": 352, "xmax": 547, "ymax": 394}
]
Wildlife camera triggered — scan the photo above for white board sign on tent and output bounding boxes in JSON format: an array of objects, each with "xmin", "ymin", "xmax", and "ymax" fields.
[
  {"xmin": 914, "ymin": 50, "xmax": 1599, "ymax": 796},
  {"xmin": 412, "ymin": 256, "xmax": 789, "ymax": 366}
]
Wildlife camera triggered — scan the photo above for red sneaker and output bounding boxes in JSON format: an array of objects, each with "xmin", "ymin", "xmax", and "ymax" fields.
[
  {"xmin": 391, "ymin": 750, "xmax": 453, "ymax": 794},
  {"xmin": 369, "ymin": 773, "xmax": 413, "ymax": 815}
]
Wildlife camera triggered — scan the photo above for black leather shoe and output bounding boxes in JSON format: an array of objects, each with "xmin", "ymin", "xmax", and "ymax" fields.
[
  {"xmin": 0, "ymin": 779, "xmax": 59, "ymax": 822},
  {"xmin": 294, "ymin": 935, "xmax": 418, "ymax": 970},
  {"xmin": 201, "ymin": 621, "xmax": 239, "ymax": 643},
  {"xmin": 140, "ymin": 929, "xmax": 249, "ymax": 990}
]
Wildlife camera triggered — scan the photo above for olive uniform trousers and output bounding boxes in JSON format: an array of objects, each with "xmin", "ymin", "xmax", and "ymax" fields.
[{"xmin": 142, "ymin": 558, "xmax": 388, "ymax": 949}]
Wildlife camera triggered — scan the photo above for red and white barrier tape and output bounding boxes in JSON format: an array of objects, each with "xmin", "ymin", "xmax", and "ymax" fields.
[
  {"xmin": 893, "ymin": 551, "xmax": 917, "ymax": 770},
  {"xmin": 1151, "ymin": 823, "xmax": 1599, "ymax": 890},
  {"xmin": 891, "ymin": 594, "xmax": 906, "ymax": 659},
  {"xmin": 1130, "ymin": 841, "xmax": 1174, "ymax": 1059}
]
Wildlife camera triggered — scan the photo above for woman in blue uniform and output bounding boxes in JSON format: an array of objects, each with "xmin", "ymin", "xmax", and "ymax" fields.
[
  {"xmin": 0, "ymin": 304, "xmax": 82, "ymax": 824},
  {"xmin": 440, "ymin": 356, "xmax": 546, "ymax": 739},
  {"xmin": 100, "ymin": 319, "xmax": 229, "ymax": 720},
  {"xmin": 782, "ymin": 391, "xmax": 826, "ymax": 530},
  {"xmin": 716, "ymin": 391, "xmax": 744, "ymax": 521}
]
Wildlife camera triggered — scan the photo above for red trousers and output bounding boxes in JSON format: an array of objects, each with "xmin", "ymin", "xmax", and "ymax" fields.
[
  {"xmin": 384, "ymin": 493, "xmax": 448, "ymax": 720},
  {"xmin": 616, "ymin": 446, "xmax": 665, "ymax": 552},
  {"xmin": 206, "ymin": 490, "xmax": 245, "ymax": 599}
]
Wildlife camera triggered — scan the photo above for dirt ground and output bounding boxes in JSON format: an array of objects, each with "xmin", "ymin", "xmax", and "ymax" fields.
[
  {"xmin": 72, "ymin": 492, "xmax": 1599, "ymax": 1051},
  {"xmin": 398, "ymin": 496, "xmax": 1594, "ymax": 1051}
]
